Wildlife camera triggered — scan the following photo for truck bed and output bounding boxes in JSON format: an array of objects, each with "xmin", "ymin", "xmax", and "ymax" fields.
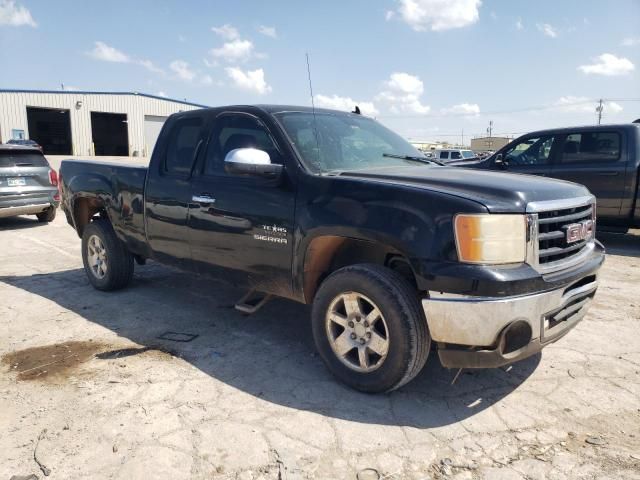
[{"xmin": 60, "ymin": 159, "xmax": 149, "ymax": 255}]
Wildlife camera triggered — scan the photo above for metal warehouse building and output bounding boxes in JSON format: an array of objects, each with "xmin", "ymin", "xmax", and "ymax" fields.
[{"xmin": 0, "ymin": 90, "xmax": 204, "ymax": 157}]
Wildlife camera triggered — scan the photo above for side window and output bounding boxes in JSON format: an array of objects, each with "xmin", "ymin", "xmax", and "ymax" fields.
[
  {"xmin": 450, "ymin": 151, "xmax": 462, "ymax": 160},
  {"xmin": 504, "ymin": 136, "xmax": 554, "ymax": 166},
  {"xmin": 560, "ymin": 132, "xmax": 621, "ymax": 164},
  {"xmin": 164, "ymin": 116, "xmax": 203, "ymax": 175},
  {"xmin": 439, "ymin": 151, "xmax": 449, "ymax": 159},
  {"xmin": 204, "ymin": 114, "xmax": 281, "ymax": 176}
]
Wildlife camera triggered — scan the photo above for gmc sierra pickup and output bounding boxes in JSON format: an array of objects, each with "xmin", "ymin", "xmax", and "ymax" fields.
[{"xmin": 60, "ymin": 105, "xmax": 604, "ymax": 392}]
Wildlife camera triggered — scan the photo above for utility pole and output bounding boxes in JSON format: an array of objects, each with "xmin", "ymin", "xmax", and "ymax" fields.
[
  {"xmin": 461, "ymin": 128, "xmax": 464, "ymax": 147},
  {"xmin": 596, "ymin": 99, "xmax": 604, "ymax": 125},
  {"xmin": 487, "ymin": 120, "xmax": 493, "ymax": 138}
]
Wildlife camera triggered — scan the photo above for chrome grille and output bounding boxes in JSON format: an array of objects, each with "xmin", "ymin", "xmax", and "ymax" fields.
[
  {"xmin": 538, "ymin": 204, "xmax": 593, "ymax": 265},
  {"xmin": 526, "ymin": 195, "xmax": 596, "ymax": 273}
]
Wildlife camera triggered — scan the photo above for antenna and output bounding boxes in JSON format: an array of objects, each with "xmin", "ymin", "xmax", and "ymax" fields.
[
  {"xmin": 306, "ymin": 53, "xmax": 316, "ymax": 112},
  {"xmin": 305, "ymin": 53, "xmax": 321, "ymax": 162}
]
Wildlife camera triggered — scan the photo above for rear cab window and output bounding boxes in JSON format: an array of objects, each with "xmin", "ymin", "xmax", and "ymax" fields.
[
  {"xmin": 559, "ymin": 131, "xmax": 621, "ymax": 164},
  {"xmin": 0, "ymin": 150, "xmax": 49, "ymax": 168},
  {"xmin": 163, "ymin": 116, "xmax": 204, "ymax": 176}
]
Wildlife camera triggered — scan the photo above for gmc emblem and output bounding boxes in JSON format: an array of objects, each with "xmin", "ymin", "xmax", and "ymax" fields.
[{"xmin": 564, "ymin": 219, "xmax": 594, "ymax": 244}]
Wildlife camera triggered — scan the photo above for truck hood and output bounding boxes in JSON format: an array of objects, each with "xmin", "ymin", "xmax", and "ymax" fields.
[{"xmin": 337, "ymin": 166, "xmax": 590, "ymax": 213}]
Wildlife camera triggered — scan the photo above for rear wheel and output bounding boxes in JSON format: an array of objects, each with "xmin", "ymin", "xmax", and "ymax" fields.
[
  {"xmin": 82, "ymin": 219, "xmax": 134, "ymax": 291},
  {"xmin": 312, "ymin": 264, "xmax": 430, "ymax": 393},
  {"xmin": 36, "ymin": 206, "xmax": 56, "ymax": 223}
]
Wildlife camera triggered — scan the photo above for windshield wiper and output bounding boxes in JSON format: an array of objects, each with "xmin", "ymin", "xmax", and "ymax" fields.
[{"xmin": 383, "ymin": 153, "xmax": 443, "ymax": 165}]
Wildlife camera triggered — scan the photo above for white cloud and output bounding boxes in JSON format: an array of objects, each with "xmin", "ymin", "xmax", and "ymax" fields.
[
  {"xmin": 201, "ymin": 74, "xmax": 214, "ymax": 86},
  {"xmin": 257, "ymin": 25, "xmax": 277, "ymax": 38},
  {"xmin": 157, "ymin": 91, "xmax": 167, "ymax": 98},
  {"xmin": 89, "ymin": 41, "xmax": 130, "ymax": 63},
  {"xmin": 578, "ymin": 53, "xmax": 635, "ymax": 76},
  {"xmin": 442, "ymin": 103, "xmax": 480, "ymax": 116},
  {"xmin": 386, "ymin": 72, "xmax": 424, "ymax": 95},
  {"xmin": 315, "ymin": 94, "xmax": 379, "ymax": 116},
  {"xmin": 170, "ymin": 60, "xmax": 196, "ymax": 81},
  {"xmin": 62, "ymin": 85, "xmax": 79, "ymax": 91},
  {"xmin": 225, "ymin": 67, "xmax": 272, "ymax": 95},
  {"xmin": 203, "ymin": 57, "xmax": 218, "ymax": 68},
  {"xmin": 622, "ymin": 37, "xmax": 640, "ymax": 47},
  {"xmin": 89, "ymin": 41, "xmax": 164, "ymax": 74},
  {"xmin": 211, "ymin": 39, "xmax": 254, "ymax": 62},
  {"xmin": 554, "ymin": 96, "xmax": 623, "ymax": 115},
  {"xmin": 607, "ymin": 102, "xmax": 624, "ymax": 113},
  {"xmin": 515, "ymin": 18, "xmax": 523, "ymax": 30},
  {"xmin": 385, "ymin": 10, "xmax": 395, "ymax": 21},
  {"xmin": 536, "ymin": 23, "xmax": 557, "ymax": 38},
  {"xmin": 395, "ymin": 0, "xmax": 481, "ymax": 32},
  {"xmin": 211, "ymin": 23, "xmax": 239, "ymax": 40},
  {"xmin": 138, "ymin": 59, "xmax": 164, "ymax": 74},
  {"xmin": 0, "ymin": 0, "xmax": 36, "ymax": 27},
  {"xmin": 376, "ymin": 72, "xmax": 430, "ymax": 114}
]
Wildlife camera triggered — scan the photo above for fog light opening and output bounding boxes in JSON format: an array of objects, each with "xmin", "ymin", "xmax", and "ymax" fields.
[{"xmin": 501, "ymin": 320, "xmax": 532, "ymax": 355}]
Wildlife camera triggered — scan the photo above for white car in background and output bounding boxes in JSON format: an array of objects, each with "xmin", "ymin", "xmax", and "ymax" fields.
[{"xmin": 436, "ymin": 149, "xmax": 478, "ymax": 164}]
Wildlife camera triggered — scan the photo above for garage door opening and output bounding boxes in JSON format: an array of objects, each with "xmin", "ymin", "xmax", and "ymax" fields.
[
  {"xmin": 144, "ymin": 115, "xmax": 168, "ymax": 157},
  {"xmin": 91, "ymin": 112, "xmax": 129, "ymax": 156},
  {"xmin": 26, "ymin": 107, "xmax": 73, "ymax": 155}
]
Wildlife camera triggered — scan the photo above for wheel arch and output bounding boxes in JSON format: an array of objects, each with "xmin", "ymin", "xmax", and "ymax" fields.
[{"xmin": 300, "ymin": 233, "xmax": 418, "ymax": 303}]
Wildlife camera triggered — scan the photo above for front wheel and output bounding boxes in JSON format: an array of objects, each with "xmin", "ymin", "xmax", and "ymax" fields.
[
  {"xmin": 81, "ymin": 219, "xmax": 134, "ymax": 291},
  {"xmin": 311, "ymin": 264, "xmax": 430, "ymax": 393}
]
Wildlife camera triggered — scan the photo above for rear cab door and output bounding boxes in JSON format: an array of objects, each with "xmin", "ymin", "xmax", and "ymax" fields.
[
  {"xmin": 550, "ymin": 128, "xmax": 627, "ymax": 222},
  {"xmin": 187, "ymin": 109, "xmax": 296, "ymax": 297},
  {"xmin": 144, "ymin": 111, "xmax": 207, "ymax": 270}
]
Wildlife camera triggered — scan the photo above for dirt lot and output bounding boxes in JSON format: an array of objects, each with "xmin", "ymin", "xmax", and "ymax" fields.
[{"xmin": 1, "ymin": 212, "xmax": 639, "ymax": 480}]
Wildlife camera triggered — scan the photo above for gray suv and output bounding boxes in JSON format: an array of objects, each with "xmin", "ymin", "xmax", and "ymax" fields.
[{"xmin": 0, "ymin": 144, "xmax": 59, "ymax": 222}]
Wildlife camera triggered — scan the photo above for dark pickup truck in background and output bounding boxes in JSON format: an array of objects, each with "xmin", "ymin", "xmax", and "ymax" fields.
[
  {"xmin": 60, "ymin": 105, "xmax": 604, "ymax": 392},
  {"xmin": 460, "ymin": 124, "xmax": 640, "ymax": 232}
]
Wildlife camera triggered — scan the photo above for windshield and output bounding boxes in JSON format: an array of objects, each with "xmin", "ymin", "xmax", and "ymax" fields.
[
  {"xmin": 274, "ymin": 112, "xmax": 432, "ymax": 173},
  {"xmin": 461, "ymin": 150, "xmax": 476, "ymax": 159}
]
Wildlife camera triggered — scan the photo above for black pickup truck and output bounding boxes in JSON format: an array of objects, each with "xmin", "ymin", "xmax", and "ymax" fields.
[
  {"xmin": 60, "ymin": 105, "xmax": 604, "ymax": 392},
  {"xmin": 462, "ymin": 124, "xmax": 640, "ymax": 232}
]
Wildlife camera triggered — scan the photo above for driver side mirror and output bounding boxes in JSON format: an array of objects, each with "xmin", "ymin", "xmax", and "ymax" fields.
[
  {"xmin": 494, "ymin": 153, "xmax": 508, "ymax": 169},
  {"xmin": 224, "ymin": 148, "xmax": 283, "ymax": 179}
]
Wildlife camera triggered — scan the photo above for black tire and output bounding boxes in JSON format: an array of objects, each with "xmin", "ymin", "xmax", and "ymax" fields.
[
  {"xmin": 36, "ymin": 206, "xmax": 56, "ymax": 223},
  {"xmin": 81, "ymin": 219, "xmax": 134, "ymax": 291},
  {"xmin": 311, "ymin": 264, "xmax": 430, "ymax": 393}
]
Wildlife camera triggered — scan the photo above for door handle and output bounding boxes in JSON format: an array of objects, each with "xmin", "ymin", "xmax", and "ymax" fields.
[{"xmin": 192, "ymin": 195, "xmax": 216, "ymax": 205}]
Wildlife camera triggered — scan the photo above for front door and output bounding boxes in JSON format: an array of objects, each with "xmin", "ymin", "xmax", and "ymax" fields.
[
  {"xmin": 497, "ymin": 134, "xmax": 556, "ymax": 177},
  {"xmin": 188, "ymin": 112, "xmax": 296, "ymax": 297},
  {"xmin": 550, "ymin": 130, "xmax": 627, "ymax": 222}
]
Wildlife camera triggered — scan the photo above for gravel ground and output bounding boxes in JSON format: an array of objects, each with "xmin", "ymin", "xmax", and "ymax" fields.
[{"xmin": 1, "ymin": 211, "xmax": 639, "ymax": 480}]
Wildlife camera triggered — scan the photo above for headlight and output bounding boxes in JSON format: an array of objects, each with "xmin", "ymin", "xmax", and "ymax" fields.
[{"xmin": 454, "ymin": 214, "xmax": 526, "ymax": 264}]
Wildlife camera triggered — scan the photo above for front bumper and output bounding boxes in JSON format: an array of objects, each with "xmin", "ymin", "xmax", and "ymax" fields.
[{"xmin": 423, "ymin": 271, "xmax": 600, "ymax": 369}]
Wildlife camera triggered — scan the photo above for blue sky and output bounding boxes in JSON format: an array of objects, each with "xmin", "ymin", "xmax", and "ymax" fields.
[{"xmin": 1, "ymin": 0, "xmax": 639, "ymax": 141}]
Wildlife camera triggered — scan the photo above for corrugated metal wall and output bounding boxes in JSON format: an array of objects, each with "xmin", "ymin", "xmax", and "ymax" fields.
[{"xmin": 0, "ymin": 91, "xmax": 202, "ymax": 156}]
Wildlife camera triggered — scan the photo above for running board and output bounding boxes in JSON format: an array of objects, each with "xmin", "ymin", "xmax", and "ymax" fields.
[{"xmin": 234, "ymin": 290, "xmax": 272, "ymax": 314}]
